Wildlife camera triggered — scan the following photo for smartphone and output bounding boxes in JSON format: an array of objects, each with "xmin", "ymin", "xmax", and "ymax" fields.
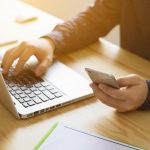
[{"xmin": 85, "ymin": 68, "xmax": 119, "ymax": 89}]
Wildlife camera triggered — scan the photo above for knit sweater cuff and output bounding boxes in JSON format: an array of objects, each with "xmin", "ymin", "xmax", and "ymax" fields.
[{"xmin": 138, "ymin": 80, "xmax": 150, "ymax": 110}]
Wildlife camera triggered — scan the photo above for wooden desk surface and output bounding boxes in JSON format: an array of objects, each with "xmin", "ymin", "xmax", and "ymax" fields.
[{"xmin": 0, "ymin": 1, "xmax": 150, "ymax": 150}]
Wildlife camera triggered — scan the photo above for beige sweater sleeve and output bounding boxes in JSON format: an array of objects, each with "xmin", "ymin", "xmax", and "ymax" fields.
[{"xmin": 45, "ymin": 0, "xmax": 121, "ymax": 55}]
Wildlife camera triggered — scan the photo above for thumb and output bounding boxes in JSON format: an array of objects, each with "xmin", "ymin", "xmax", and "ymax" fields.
[
  {"xmin": 35, "ymin": 57, "xmax": 52, "ymax": 76},
  {"xmin": 117, "ymin": 74, "xmax": 140, "ymax": 87}
]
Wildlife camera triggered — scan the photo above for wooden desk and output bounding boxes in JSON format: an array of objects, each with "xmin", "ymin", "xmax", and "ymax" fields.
[{"xmin": 0, "ymin": 1, "xmax": 150, "ymax": 150}]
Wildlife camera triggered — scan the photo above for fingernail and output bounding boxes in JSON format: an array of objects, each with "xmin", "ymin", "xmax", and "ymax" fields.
[
  {"xmin": 35, "ymin": 71, "xmax": 40, "ymax": 77},
  {"xmin": 0, "ymin": 68, "xmax": 3, "ymax": 73},
  {"xmin": 98, "ymin": 84, "xmax": 103, "ymax": 89},
  {"xmin": 90, "ymin": 83, "xmax": 95, "ymax": 88},
  {"xmin": 2, "ymin": 70, "xmax": 6, "ymax": 75},
  {"xmin": 89, "ymin": 83, "xmax": 92, "ymax": 87},
  {"xmin": 13, "ymin": 72, "xmax": 18, "ymax": 76}
]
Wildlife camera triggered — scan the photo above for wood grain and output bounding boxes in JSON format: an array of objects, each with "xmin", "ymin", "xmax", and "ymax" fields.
[{"xmin": 0, "ymin": 1, "xmax": 150, "ymax": 150}]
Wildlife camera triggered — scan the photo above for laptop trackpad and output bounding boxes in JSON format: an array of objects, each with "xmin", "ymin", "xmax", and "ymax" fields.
[{"xmin": 43, "ymin": 61, "xmax": 92, "ymax": 98}]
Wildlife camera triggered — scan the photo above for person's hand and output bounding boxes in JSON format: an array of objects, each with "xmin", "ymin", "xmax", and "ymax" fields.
[
  {"xmin": 2, "ymin": 37, "xmax": 55, "ymax": 76},
  {"xmin": 90, "ymin": 74, "xmax": 148, "ymax": 112}
]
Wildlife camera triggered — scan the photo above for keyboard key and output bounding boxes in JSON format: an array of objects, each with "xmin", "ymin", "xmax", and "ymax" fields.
[
  {"xmin": 34, "ymin": 90, "xmax": 42, "ymax": 95},
  {"xmin": 14, "ymin": 95, "xmax": 20, "ymax": 99},
  {"xmin": 38, "ymin": 94, "xmax": 49, "ymax": 102},
  {"xmin": 54, "ymin": 92, "xmax": 63, "ymax": 98},
  {"xmin": 20, "ymin": 86, "xmax": 28, "ymax": 91},
  {"xmin": 28, "ymin": 93, "xmax": 36, "ymax": 98},
  {"xmin": 8, "ymin": 83, "xmax": 15, "ymax": 87},
  {"xmin": 46, "ymin": 85, "xmax": 54, "ymax": 90},
  {"xmin": 39, "ymin": 87, "xmax": 46, "ymax": 91},
  {"xmin": 23, "ymin": 97, "xmax": 31, "ymax": 102},
  {"xmin": 24, "ymin": 89, "xmax": 32, "ymax": 94},
  {"xmin": 18, "ymin": 99, "xmax": 24, "ymax": 103},
  {"xmin": 41, "ymin": 82, "xmax": 49, "ymax": 87},
  {"xmin": 11, "ymin": 87, "xmax": 19, "ymax": 91},
  {"xmin": 43, "ymin": 90, "xmax": 55, "ymax": 99},
  {"xmin": 50, "ymin": 88, "xmax": 58, "ymax": 94},
  {"xmin": 28, "ymin": 100, "xmax": 35, "ymax": 106},
  {"xmin": 30, "ymin": 87, "xmax": 37, "ymax": 91},
  {"xmin": 22, "ymin": 102, "xmax": 28, "ymax": 108},
  {"xmin": 35, "ymin": 83, "xmax": 42, "ymax": 88},
  {"xmin": 19, "ymin": 93, "xmax": 27, "ymax": 98},
  {"xmin": 10, "ymin": 90, "xmax": 16, "ymax": 95},
  {"xmin": 15, "ymin": 90, "xmax": 23, "ymax": 94},
  {"xmin": 33, "ymin": 97, "xmax": 42, "ymax": 104}
]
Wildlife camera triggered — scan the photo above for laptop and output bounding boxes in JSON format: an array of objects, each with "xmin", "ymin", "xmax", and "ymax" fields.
[{"xmin": 0, "ymin": 56, "xmax": 93, "ymax": 119}]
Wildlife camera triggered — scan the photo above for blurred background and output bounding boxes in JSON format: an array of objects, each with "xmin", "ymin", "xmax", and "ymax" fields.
[{"xmin": 22, "ymin": 0, "xmax": 120, "ymax": 45}]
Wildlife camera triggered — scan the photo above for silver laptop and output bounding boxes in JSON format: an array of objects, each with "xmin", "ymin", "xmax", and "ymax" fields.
[{"xmin": 0, "ymin": 57, "xmax": 93, "ymax": 119}]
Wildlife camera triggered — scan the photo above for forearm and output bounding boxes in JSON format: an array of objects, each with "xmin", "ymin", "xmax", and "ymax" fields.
[
  {"xmin": 138, "ymin": 80, "xmax": 150, "ymax": 110},
  {"xmin": 44, "ymin": 0, "xmax": 121, "ymax": 55}
]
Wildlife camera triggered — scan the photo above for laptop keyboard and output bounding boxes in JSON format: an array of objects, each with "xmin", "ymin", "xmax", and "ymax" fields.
[{"xmin": 3, "ymin": 67, "xmax": 64, "ymax": 108}]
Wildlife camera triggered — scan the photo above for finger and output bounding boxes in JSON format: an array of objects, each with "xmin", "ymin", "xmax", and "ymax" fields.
[
  {"xmin": 2, "ymin": 47, "xmax": 19, "ymax": 74},
  {"xmin": 2, "ymin": 43, "xmax": 26, "ymax": 74},
  {"xmin": 13, "ymin": 48, "xmax": 34, "ymax": 76},
  {"xmin": 90, "ymin": 83, "xmax": 123, "ymax": 109},
  {"xmin": 98, "ymin": 84, "xmax": 126, "ymax": 100},
  {"xmin": 35, "ymin": 57, "xmax": 52, "ymax": 76},
  {"xmin": 1, "ymin": 49, "xmax": 12, "ymax": 67},
  {"xmin": 117, "ymin": 74, "xmax": 140, "ymax": 87}
]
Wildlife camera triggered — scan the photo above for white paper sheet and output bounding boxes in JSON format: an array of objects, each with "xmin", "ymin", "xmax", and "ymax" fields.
[{"xmin": 39, "ymin": 124, "xmax": 143, "ymax": 150}]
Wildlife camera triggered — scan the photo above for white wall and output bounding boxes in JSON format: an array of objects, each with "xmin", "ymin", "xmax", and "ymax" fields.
[{"xmin": 23, "ymin": 0, "xmax": 119, "ymax": 45}]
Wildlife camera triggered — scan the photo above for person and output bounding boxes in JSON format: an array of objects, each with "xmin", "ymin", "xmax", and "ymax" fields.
[{"xmin": 1, "ymin": 0, "xmax": 150, "ymax": 111}]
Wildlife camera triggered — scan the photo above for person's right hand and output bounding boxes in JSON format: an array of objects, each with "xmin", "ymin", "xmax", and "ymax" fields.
[
  {"xmin": 2, "ymin": 37, "xmax": 55, "ymax": 76},
  {"xmin": 90, "ymin": 74, "xmax": 148, "ymax": 112}
]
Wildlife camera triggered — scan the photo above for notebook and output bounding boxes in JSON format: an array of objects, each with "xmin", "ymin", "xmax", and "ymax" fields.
[{"xmin": 34, "ymin": 123, "xmax": 144, "ymax": 150}]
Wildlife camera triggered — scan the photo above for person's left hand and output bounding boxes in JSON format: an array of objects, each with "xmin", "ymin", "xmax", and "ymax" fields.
[
  {"xmin": 1, "ymin": 37, "xmax": 55, "ymax": 76},
  {"xmin": 90, "ymin": 74, "xmax": 148, "ymax": 112}
]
